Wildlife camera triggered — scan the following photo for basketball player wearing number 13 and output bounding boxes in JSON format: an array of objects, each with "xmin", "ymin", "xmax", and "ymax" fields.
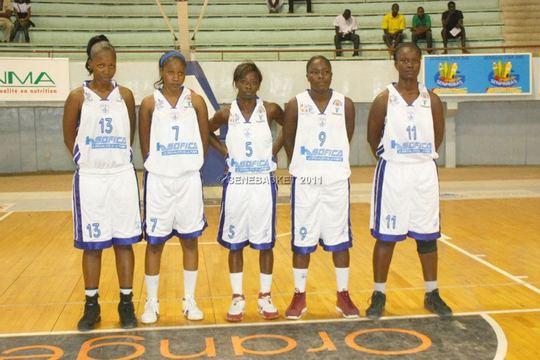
[{"xmin": 283, "ymin": 55, "xmax": 359, "ymax": 320}]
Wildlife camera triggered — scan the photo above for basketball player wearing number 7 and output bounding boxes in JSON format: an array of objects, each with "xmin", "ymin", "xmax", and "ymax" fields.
[{"xmin": 283, "ymin": 55, "xmax": 359, "ymax": 319}]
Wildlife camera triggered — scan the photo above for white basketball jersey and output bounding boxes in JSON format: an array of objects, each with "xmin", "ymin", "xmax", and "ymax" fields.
[
  {"xmin": 74, "ymin": 81, "xmax": 133, "ymax": 174},
  {"xmin": 225, "ymin": 98, "xmax": 276, "ymax": 174},
  {"xmin": 144, "ymin": 88, "xmax": 204, "ymax": 177},
  {"xmin": 379, "ymin": 83, "xmax": 438, "ymax": 162},
  {"xmin": 289, "ymin": 90, "xmax": 350, "ymax": 183}
]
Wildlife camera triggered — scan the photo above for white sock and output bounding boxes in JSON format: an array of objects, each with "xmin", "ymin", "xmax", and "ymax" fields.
[
  {"xmin": 374, "ymin": 282, "xmax": 386, "ymax": 293},
  {"xmin": 335, "ymin": 267, "xmax": 349, "ymax": 292},
  {"xmin": 145, "ymin": 274, "xmax": 160, "ymax": 300},
  {"xmin": 425, "ymin": 281, "xmax": 438, "ymax": 293},
  {"xmin": 293, "ymin": 268, "xmax": 308, "ymax": 293},
  {"xmin": 184, "ymin": 270, "xmax": 198, "ymax": 299},
  {"xmin": 230, "ymin": 272, "xmax": 243, "ymax": 295},
  {"xmin": 85, "ymin": 288, "xmax": 98, "ymax": 297},
  {"xmin": 260, "ymin": 273, "xmax": 273, "ymax": 294},
  {"xmin": 120, "ymin": 288, "xmax": 132, "ymax": 295}
]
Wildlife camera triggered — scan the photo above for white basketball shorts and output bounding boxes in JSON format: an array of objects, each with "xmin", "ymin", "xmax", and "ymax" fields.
[
  {"xmin": 72, "ymin": 167, "xmax": 142, "ymax": 250},
  {"xmin": 291, "ymin": 177, "xmax": 352, "ymax": 254},
  {"xmin": 217, "ymin": 173, "xmax": 277, "ymax": 250},
  {"xmin": 370, "ymin": 159, "xmax": 440, "ymax": 242},
  {"xmin": 144, "ymin": 170, "xmax": 207, "ymax": 244}
]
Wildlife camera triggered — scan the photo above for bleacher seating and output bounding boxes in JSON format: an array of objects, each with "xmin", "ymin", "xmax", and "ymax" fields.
[{"xmin": 0, "ymin": 0, "xmax": 504, "ymax": 61}]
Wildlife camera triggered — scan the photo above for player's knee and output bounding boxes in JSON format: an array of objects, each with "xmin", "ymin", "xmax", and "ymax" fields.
[{"xmin": 416, "ymin": 239, "xmax": 437, "ymax": 254}]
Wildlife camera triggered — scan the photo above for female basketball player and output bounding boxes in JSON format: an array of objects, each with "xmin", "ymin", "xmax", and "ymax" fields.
[
  {"xmin": 63, "ymin": 35, "xmax": 141, "ymax": 331},
  {"xmin": 209, "ymin": 62, "xmax": 284, "ymax": 322},
  {"xmin": 139, "ymin": 51, "xmax": 209, "ymax": 324}
]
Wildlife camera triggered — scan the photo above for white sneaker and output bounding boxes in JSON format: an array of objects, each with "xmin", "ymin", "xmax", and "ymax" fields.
[
  {"xmin": 257, "ymin": 292, "xmax": 279, "ymax": 320},
  {"xmin": 226, "ymin": 294, "xmax": 246, "ymax": 322},
  {"xmin": 141, "ymin": 298, "xmax": 159, "ymax": 324},
  {"xmin": 182, "ymin": 297, "xmax": 204, "ymax": 320}
]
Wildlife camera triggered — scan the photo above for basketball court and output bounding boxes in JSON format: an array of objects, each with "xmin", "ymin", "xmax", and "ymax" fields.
[{"xmin": 0, "ymin": 166, "xmax": 539, "ymax": 359}]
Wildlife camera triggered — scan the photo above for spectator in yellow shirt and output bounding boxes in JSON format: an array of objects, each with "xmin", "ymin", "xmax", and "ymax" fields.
[{"xmin": 382, "ymin": 3, "xmax": 405, "ymax": 54}]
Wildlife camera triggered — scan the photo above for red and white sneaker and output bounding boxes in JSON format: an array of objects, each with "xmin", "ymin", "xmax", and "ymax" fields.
[
  {"xmin": 226, "ymin": 294, "xmax": 245, "ymax": 322},
  {"xmin": 285, "ymin": 291, "xmax": 307, "ymax": 320},
  {"xmin": 257, "ymin": 292, "xmax": 279, "ymax": 320},
  {"xmin": 336, "ymin": 290, "xmax": 360, "ymax": 319}
]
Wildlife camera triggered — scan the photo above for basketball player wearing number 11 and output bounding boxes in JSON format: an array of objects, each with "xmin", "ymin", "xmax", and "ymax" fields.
[{"xmin": 283, "ymin": 55, "xmax": 359, "ymax": 319}]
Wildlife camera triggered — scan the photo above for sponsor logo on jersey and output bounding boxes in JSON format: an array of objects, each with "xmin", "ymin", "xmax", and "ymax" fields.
[
  {"xmin": 390, "ymin": 140, "xmax": 432, "ymax": 154},
  {"xmin": 299, "ymin": 146, "xmax": 343, "ymax": 162},
  {"xmin": 299, "ymin": 103, "xmax": 315, "ymax": 114},
  {"xmin": 230, "ymin": 158, "xmax": 271, "ymax": 173},
  {"xmin": 85, "ymin": 136, "xmax": 127, "ymax": 149},
  {"xmin": 156, "ymin": 142, "xmax": 199, "ymax": 156},
  {"xmin": 331, "ymin": 99, "xmax": 344, "ymax": 115},
  {"xmin": 229, "ymin": 113, "xmax": 241, "ymax": 125},
  {"xmin": 183, "ymin": 94, "xmax": 193, "ymax": 109},
  {"xmin": 256, "ymin": 105, "xmax": 266, "ymax": 123}
]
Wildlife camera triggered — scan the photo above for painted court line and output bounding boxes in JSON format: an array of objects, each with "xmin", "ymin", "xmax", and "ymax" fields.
[
  {"xmin": 440, "ymin": 233, "xmax": 540, "ymax": 296},
  {"xmin": 0, "ymin": 307, "xmax": 538, "ymax": 338},
  {"xmin": 481, "ymin": 313, "xmax": 508, "ymax": 360},
  {"xmin": 0, "ymin": 212, "xmax": 13, "ymax": 222}
]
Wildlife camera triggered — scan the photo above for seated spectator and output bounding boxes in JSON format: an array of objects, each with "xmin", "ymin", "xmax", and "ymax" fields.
[
  {"xmin": 267, "ymin": 0, "xmax": 283, "ymax": 14},
  {"xmin": 441, "ymin": 1, "xmax": 468, "ymax": 54},
  {"xmin": 382, "ymin": 3, "xmax": 405, "ymax": 55},
  {"xmin": 0, "ymin": 0, "xmax": 13, "ymax": 42},
  {"xmin": 334, "ymin": 9, "xmax": 360, "ymax": 57},
  {"xmin": 288, "ymin": 0, "xmax": 311, "ymax": 14},
  {"xmin": 411, "ymin": 6, "xmax": 433, "ymax": 54},
  {"xmin": 10, "ymin": 0, "xmax": 31, "ymax": 43}
]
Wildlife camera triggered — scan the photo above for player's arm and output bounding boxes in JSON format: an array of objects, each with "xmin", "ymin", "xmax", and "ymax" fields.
[
  {"xmin": 119, "ymin": 86, "xmax": 137, "ymax": 145},
  {"xmin": 208, "ymin": 107, "xmax": 230, "ymax": 157},
  {"xmin": 138, "ymin": 95, "xmax": 154, "ymax": 160},
  {"xmin": 62, "ymin": 87, "xmax": 83, "ymax": 156},
  {"xmin": 192, "ymin": 92, "xmax": 210, "ymax": 158},
  {"xmin": 367, "ymin": 90, "xmax": 388, "ymax": 158},
  {"xmin": 430, "ymin": 91, "xmax": 445, "ymax": 151},
  {"xmin": 264, "ymin": 101, "xmax": 285, "ymax": 156},
  {"xmin": 283, "ymin": 97, "xmax": 298, "ymax": 164},
  {"xmin": 344, "ymin": 96, "xmax": 356, "ymax": 143}
]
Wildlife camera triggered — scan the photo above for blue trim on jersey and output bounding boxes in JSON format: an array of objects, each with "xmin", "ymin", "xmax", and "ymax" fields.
[
  {"xmin": 370, "ymin": 229, "xmax": 407, "ymax": 242},
  {"xmin": 74, "ymin": 240, "xmax": 112, "ymax": 250},
  {"xmin": 373, "ymin": 158, "xmax": 387, "ymax": 234},
  {"xmin": 270, "ymin": 173, "xmax": 278, "ymax": 244},
  {"xmin": 73, "ymin": 170, "xmax": 83, "ymax": 243},
  {"xmin": 112, "ymin": 234, "xmax": 142, "ymax": 245},
  {"xmin": 174, "ymin": 220, "xmax": 208, "ymax": 239},
  {"xmin": 146, "ymin": 232, "xmax": 175, "ymax": 245},
  {"xmin": 320, "ymin": 239, "xmax": 353, "ymax": 252},
  {"xmin": 216, "ymin": 172, "xmax": 230, "ymax": 244},
  {"xmin": 408, "ymin": 231, "xmax": 441, "ymax": 241},
  {"xmin": 142, "ymin": 170, "xmax": 149, "ymax": 235},
  {"xmin": 347, "ymin": 179, "xmax": 353, "ymax": 242},
  {"xmin": 218, "ymin": 237, "xmax": 249, "ymax": 251},
  {"xmin": 292, "ymin": 244, "xmax": 317, "ymax": 254},
  {"xmin": 290, "ymin": 176, "xmax": 296, "ymax": 245},
  {"xmin": 376, "ymin": 144, "xmax": 384, "ymax": 157}
]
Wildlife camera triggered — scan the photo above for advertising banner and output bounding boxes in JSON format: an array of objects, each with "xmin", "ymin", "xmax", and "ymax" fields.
[
  {"xmin": 0, "ymin": 57, "xmax": 70, "ymax": 101},
  {"xmin": 424, "ymin": 53, "xmax": 532, "ymax": 96}
]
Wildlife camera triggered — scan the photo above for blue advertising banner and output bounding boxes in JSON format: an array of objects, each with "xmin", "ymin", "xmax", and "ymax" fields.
[{"xmin": 423, "ymin": 53, "xmax": 532, "ymax": 96}]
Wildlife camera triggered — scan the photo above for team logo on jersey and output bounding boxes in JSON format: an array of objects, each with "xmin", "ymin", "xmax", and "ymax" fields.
[
  {"xmin": 318, "ymin": 115, "xmax": 326, "ymax": 128},
  {"xmin": 183, "ymin": 94, "xmax": 193, "ymax": 109},
  {"xmin": 100, "ymin": 104, "xmax": 109, "ymax": 114},
  {"xmin": 171, "ymin": 110, "xmax": 179, "ymax": 121},
  {"xmin": 420, "ymin": 91, "xmax": 430, "ymax": 107},
  {"xmin": 243, "ymin": 128, "xmax": 251, "ymax": 139},
  {"xmin": 229, "ymin": 113, "xmax": 241, "ymax": 125},
  {"xmin": 331, "ymin": 99, "xmax": 343, "ymax": 115},
  {"xmin": 389, "ymin": 95, "xmax": 400, "ymax": 105},
  {"xmin": 156, "ymin": 98, "xmax": 166, "ymax": 111},
  {"xmin": 256, "ymin": 106, "xmax": 266, "ymax": 123},
  {"xmin": 84, "ymin": 92, "xmax": 93, "ymax": 102},
  {"xmin": 406, "ymin": 110, "xmax": 415, "ymax": 122},
  {"xmin": 299, "ymin": 103, "xmax": 315, "ymax": 114}
]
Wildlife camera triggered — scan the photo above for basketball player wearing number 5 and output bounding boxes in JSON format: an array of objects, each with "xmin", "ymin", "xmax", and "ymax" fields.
[{"xmin": 283, "ymin": 55, "xmax": 359, "ymax": 319}]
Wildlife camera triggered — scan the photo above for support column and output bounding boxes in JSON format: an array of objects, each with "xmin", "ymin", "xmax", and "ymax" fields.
[{"xmin": 176, "ymin": 0, "xmax": 191, "ymax": 60}]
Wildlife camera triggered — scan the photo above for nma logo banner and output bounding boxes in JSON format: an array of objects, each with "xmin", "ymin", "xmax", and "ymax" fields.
[{"xmin": 0, "ymin": 57, "xmax": 70, "ymax": 101}]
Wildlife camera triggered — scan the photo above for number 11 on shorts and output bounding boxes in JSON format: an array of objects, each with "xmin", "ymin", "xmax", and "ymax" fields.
[{"xmin": 385, "ymin": 215, "xmax": 396, "ymax": 230}]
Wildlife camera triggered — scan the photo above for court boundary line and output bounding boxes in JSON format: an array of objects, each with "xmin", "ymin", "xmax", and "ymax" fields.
[
  {"xmin": 0, "ymin": 307, "xmax": 538, "ymax": 338},
  {"xmin": 440, "ymin": 233, "xmax": 540, "ymax": 296},
  {"xmin": 0, "ymin": 212, "xmax": 13, "ymax": 222},
  {"xmin": 481, "ymin": 313, "xmax": 508, "ymax": 360}
]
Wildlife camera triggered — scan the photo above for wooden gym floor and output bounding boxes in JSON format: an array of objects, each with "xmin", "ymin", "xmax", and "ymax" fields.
[{"xmin": 0, "ymin": 166, "xmax": 539, "ymax": 359}]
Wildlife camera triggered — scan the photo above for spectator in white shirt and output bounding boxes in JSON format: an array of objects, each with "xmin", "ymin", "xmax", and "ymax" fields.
[{"xmin": 334, "ymin": 9, "xmax": 360, "ymax": 57}]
